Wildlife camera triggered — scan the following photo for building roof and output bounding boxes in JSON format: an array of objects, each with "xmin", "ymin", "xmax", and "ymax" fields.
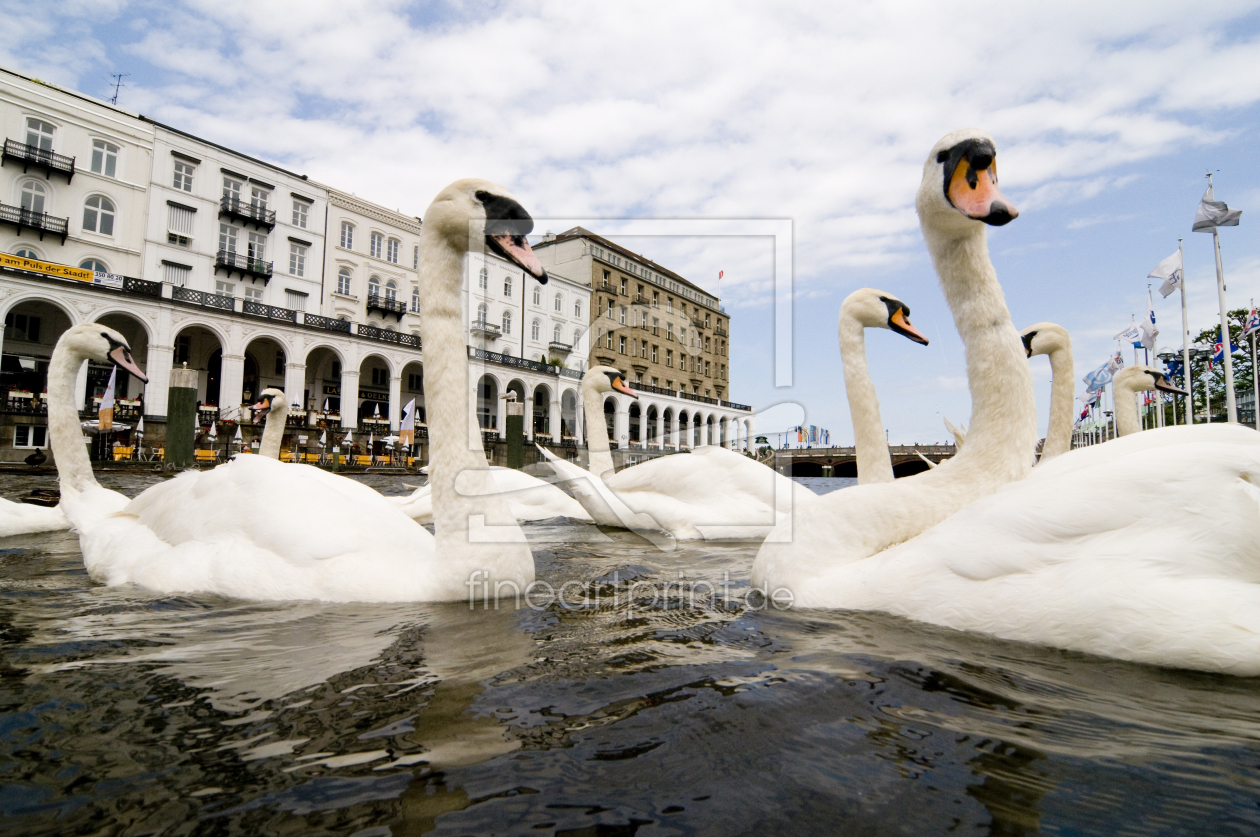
[{"xmin": 534, "ymin": 226, "xmax": 720, "ymax": 308}]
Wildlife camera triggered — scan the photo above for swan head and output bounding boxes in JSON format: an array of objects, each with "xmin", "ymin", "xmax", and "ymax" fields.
[
  {"xmin": 1115, "ymin": 365, "xmax": 1186, "ymax": 396},
  {"xmin": 917, "ymin": 128, "xmax": 1019, "ymax": 236},
  {"xmin": 1020, "ymin": 322, "xmax": 1071, "ymax": 358},
  {"xmin": 251, "ymin": 387, "xmax": 288, "ymax": 421},
  {"xmin": 422, "ymin": 178, "xmax": 548, "ymax": 283},
  {"xmin": 57, "ymin": 323, "xmax": 148, "ymax": 383},
  {"xmin": 841, "ymin": 288, "xmax": 929, "ymax": 345},
  {"xmin": 583, "ymin": 365, "xmax": 638, "ymax": 399}
]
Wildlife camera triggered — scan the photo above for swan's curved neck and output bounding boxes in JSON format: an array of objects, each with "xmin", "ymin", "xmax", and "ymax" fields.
[
  {"xmin": 1114, "ymin": 382, "xmax": 1142, "ymax": 437},
  {"xmin": 47, "ymin": 345, "xmax": 97, "ymax": 493},
  {"xmin": 1041, "ymin": 346, "xmax": 1074, "ymax": 460},
  {"xmin": 259, "ymin": 403, "xmax": 286, "ymax": 459},
  {"xmin": 581, "ymin": 379, "xmax": 615, "ymax": 479},
  {"xmin": 924, "ymin": 227, "xmax": 1037, "ymax": 477},
  {"xmin": 418, "ymin": 230, "xmax": 519, "ymax": 565},
  {"xmin": 839, "ymin": 317, "xmax": 892, "ymax": 484}
]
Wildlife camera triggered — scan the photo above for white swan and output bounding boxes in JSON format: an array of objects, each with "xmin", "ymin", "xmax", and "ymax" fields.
[
  {"xmin": 391, "ymin": 466, "xmax": 592, "ymax": 525},
  {"xmin": 0, "ymin": 496, "xmax": 69, "ymax": 537},
  {"xmin": 538, "ymin": 367, "xmax": 794, "ymax": 541},
  {"xmin": 840, "ymin": 288, "xmax": 929, "ymax": 484},
  {"xmin": 1020, "ymin": 322, "xmax": 1074, "ymax": 461},
  {"xmin": 53, "ymin": 179, "xmax": 543, "ymax": 602},
  {"xmin": 1109, "ymin": 365, "xmax": 1185, "ymax": 437},
  {"xmin": 248, "ymin": 387, "xmax": 289, "ymax": 459},
  {"xmin": 752, "ymin": 128, "xmax": 1037, "ymax": 598}
]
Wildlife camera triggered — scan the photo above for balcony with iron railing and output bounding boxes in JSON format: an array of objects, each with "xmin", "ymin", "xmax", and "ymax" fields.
[
  {"xmin": 470, "ymin": 318, "xmax": 502, "ymax": 339},
  {"xmin": 215, "ymin": 249, "xmax": 273, "ymax": 282},
  {"xmin": 304, "ymin": 313, "xmax": 352, "ymax": 333},
  {"xmin": 219, "ymin": 195, "xmax": 276, "ymax": 230},
  {"xmin": 0, "ymin": 202, "xmax": 69, "ymax": 242},
  {"xmin": 359, "ymin": 323, "xmax": 421, "ymax": 349},
  {"xmin": 243, "ymin": 300, "xmax": 297, "ymax": 323},
  {"xmin": 172, "ymin": 286, "xmax": 235, "ymax": 311},
  {"xmin": 714, "ymin": 325, "xmax": 728, "ymax": 337},
  {"xmin": 2, "ymin": 139, "xmax": 75, "ymax": 181},
  {"xmin": 548, "ymin": 341, "xmax": 573, "ymax": 356},
  {"xmin": 366, "ymin": 292, "xmax": 408, "ymax": 320}
]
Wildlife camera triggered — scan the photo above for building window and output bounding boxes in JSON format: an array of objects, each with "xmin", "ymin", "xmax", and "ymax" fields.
[
  {"xmin": 411, "ymin": 287, "xmax": 420, "ymax": 312},
  {"xmin": 274, "ymin": 349, "xmax": 287, "ymax": 375},
  {"xmin": 721, "ymin": 364, "xmax": 726, "ymax": 380},
  {"xmin": 553, "ymin": 323, "xmax": 562, "ymax": 343},
  {"xmin": 619, "ymin": 335, "xmax": 626, "ymax": 354},
  {"xmin": 413, "ymin": 245, "xmax": 419, "ymax": 269},
  {"xmin": 705, "ymin": 336, "xmax": 711, "ymax": 352},
  {"xmin": 531, "ymin": 319, "xmax": 540, "ymax": 340},
  {"xmin": 20, "ymin": 180, "xmax": 46, "ymax": 214},
  {"xmin": 667, "ymin": 297, "xmax": 673, "ymax": 313},
  {"xmin": 90, "ymin": 140, "xmax": 118, "ymax": 178},
  {"xmin": 502, "ymin": 309, "xmax": 511, "ymax": 334},
  {"xmin": 620, "ymin": 277, "xmax": 627, "ymax": 295},
  {"xmin": 479, "ymin": 266, "xmax": 488, "ymax": 290},
  {"xmin": 574, "ymin": 327, "xmax": 581, "ymax": 345},
  {"xmin": 606, "ymin": 299, "xmax": 614, "ymax": 318},
  {"xmin": 163, "ymin": 262, "xmax": 190, "ymax": 286},
  {"xmin": 247, "ymin": 231, "xmax": 266, "ymax": 261},
  {"xmin": 370, "ymin": 232, "xmax": 383, "ymax": 259},
  {"xmin": 25, "ymin": 118, "xmax": 54, "ymax": 151},
  {"xmin": 532, "ymin": 286, "xmax": 541, "ymax": 305},
  {"xmin": 371, "ymin": 367, "xmax": 388, "ymax": 386},
  {"xmin": 705, "ymin": 360, "xmax": 711, "ymax": 376},
  {"xmin": 387, "ymin": 238, "xmax": 399, "ymax": 263},
  {"xmin": 292, "ymin": 200, "xmax": 309, "ymax": 228},
  {"xmin": 173, "ymin": 160, "xmax": 194, "ymax": 192},
  {"xmin": 476, "ymin": 302, "xmax": 488, "ymax": 323},
  {"xmin": 167, "ymin": 203, "xmax": 194, "ymax": 246},
  {"xmin": 222, "ymin": 177, "xmax": 242, "ymax": 203},
  {"xmin": 681, "ymin": 327, "xmax": 688, "ymax": 345},
  {"xmin": 289, "ymin": 242, "xmax": 307, "ymax": 277},
  {"xmin": 652, "ymin": 317, "xmax": 659, "ymax": 335},
  {"xmin": 340, "ymin": 221, "xmax": 354, "ymax": 249},
  {"xmin": 666, "ymin": 349, "xmax": 673, "ymax": 367},
  {"xmin": 283, "ymin": 291, "xmax": 305, "ymax": 312},
  {"xmin": 369, "ymin": 275, "xmax": 381, "ymax": 298},
  {"xmin": 504, "ymin": 276, "xmax": 512, "ymax": 297},
  {"xmin": 553, "ymin": 292, "xmax": 562, "ymax": 312},
  {"xmin": 575, "ymin": 300, "xmax": 582, "ymax": 318},
  {"xmin": 336, "ymin": 267, "xmax": 352, "ymax": 295},
  {"xmin": 667, "ymin": 322, "xmax": 673, "ymax": 340},
  {"xmin": 216, "ymin": 280, "xmax": 235, "ymax": 297},
  {"xmin": 244, "ymin": 286, "xmax": 264, "ymax": 302},
  {"xmin": 80, "ymin": 259, "xmax": 108, "ymax": 273},
  {"xmin": 619, "ymin": 307, "xmax": 626, "ymax": 325},
  {"xmin": 13, "ymin": 425, "xmax": 47, "ymax": 449},
  {"xmin": 4, "ymin": 311, "xmax": 40, "ymax": 342},
  {"xmin": 12, "ymin": 248, "xmax": 38, "ymax": 259},
  {"xmin": 408, "ymin": 372, "xmax": 423, "ymax": 390},
  {"xmin": 651, "ymin": 345, "xmax": 658, "ymax": 363},
  {"xmin": 652, "ymin": 290, "xmax": 659, "ymax": 307},
  {"xmin": 385, "ymin": 280, "xmax": 397, "ymax": 301},
  {"xmin": 82, "ymin": 196, "xmax": 115, "ymax": 236}
]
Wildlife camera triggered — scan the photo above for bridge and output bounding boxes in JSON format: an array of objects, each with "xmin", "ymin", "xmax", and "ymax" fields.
[{"xmin": 768, "ymin": 444, "xmax": 958, "ymax": 478}]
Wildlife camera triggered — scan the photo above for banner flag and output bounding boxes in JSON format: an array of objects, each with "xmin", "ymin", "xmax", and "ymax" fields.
[
  {"xmin": 399, "ymin": 398, "xmax": 416, "ymax": 446},
  {"xmin": 97, "ymin": 367, "xmax": 116, "ymax": 431},
  {"xmin": 1149, "ymin": 248, "xmax": 1184, "ymax": 298},
  {"xmin": 1193, "ymin": 184, "xmax": 1242, "ymax": 233},
  {"xmin": 1141, "ymin": 288, "xmax": 1158, "ymax": 351}
]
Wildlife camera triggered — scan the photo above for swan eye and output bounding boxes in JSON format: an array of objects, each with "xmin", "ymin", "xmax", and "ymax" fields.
[{"xmin": 936, "ymin": 150, "xmax": 949, "ymax": 163}]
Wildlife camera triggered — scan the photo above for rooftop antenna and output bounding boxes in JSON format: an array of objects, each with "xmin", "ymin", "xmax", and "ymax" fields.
[{"xmin": 108, "ymin": 73, "xmax": 130, "ymax": 105}]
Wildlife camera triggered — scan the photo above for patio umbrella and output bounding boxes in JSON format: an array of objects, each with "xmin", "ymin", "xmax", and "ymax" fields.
[
  {"xmin": 373, "ymin": 402, "xmax": 380, "ymax": 420},
  {"xmin": 136, "ymin": 416, "xmax": 145, "ymax": 435},
  {"xmin": 234, "ymin": 424, "xmax": 243, "ymax": 445},
  {"xmin": 319, "ymin": 430, "xmax": 327, "ymax": 446},
  {"xmin": 342, "ymin": 429, "xmax": 353, "ymax": 446},
  {"xmin": 208, "ymin": 422, "xmax": 217, "ymax": 442},
  {"xmin": 80, "ymin": 421, "xmax": 131, "ymax": 434}
]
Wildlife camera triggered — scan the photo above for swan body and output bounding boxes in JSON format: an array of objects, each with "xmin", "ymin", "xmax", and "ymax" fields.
[
  {"xmin": 55, "ymin": 179, "xmax": 545, "ymax": 602},
  {"xmin": 538, "ymin": 367, "xmax": 795, "ymax": 540},
  {"xmin": 392, "ymin": 466, "xmax": 592, "ymax": 524},
  {"xmin": 753, "ymin": 128, "xmax": 1036, "ymax": 593},
  {"xmin": 840, "ymin": 288, "xmax": 929, "ymax": 484},
  {"xmin": 1021, "ymin": 322, "xmax": 1074, "ymax": 461},
  {"xmin": 801, "ymin": 425, "xmax": 1260, "ymax": 674},
  {"xmin": 0, "ymin": 498, "xmax": 69, "ymax": 537}
]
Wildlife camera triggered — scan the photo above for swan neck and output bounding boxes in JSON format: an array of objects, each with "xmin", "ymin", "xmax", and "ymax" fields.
[
  {"xmin": 259, "ymin": 403, "xmax": 286, "ymax": 459},
  {"xmin": 925, "ymin": 226, "xmax": 1037, "ymax": 476},
  {"xmin": 1041, "ymin": 346, "xmax": 1075, "ymax": 459},
  {"xmin": 47, "ymin": 342, "xmax": 97, "ymax": 493},
  {"xmin": 1114, "ymin": 382, "xmax": 1142, "ymax": 437},
  {"xmin": 839, "ymin": 317, "xmax": 892, "ymax": 484},
  {"xmin": 582, "ymin": 379, "xmax": 616, "ymax": 479}
]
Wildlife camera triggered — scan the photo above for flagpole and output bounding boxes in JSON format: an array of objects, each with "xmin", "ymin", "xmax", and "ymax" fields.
[
  {"xmin": 1206, "ymin": 174, "xmax": 1239, "ymax": 423},
  {"xmin": 1252, "ymin": 297, "xmax": 1258, "ymax": 431},
  {"xmin": 1175, "ymin": 239, "xmax": 1193, "ymax": 426}
]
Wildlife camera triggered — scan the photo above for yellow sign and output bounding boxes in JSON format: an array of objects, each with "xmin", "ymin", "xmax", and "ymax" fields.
[{"xmin": 0, "ymin": 253, "xmax": 92, "ymax": 282}]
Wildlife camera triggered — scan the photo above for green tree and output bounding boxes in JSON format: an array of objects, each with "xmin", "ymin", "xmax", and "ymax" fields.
[{"xmin": 1164, "ymin": 308, "xmax": 1256, "ymax": 422}]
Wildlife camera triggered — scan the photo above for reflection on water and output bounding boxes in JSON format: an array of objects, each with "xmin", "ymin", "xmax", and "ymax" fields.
[{"xmin": 0, "ymin": 473, "xmax": 1258, "ymax": 835}]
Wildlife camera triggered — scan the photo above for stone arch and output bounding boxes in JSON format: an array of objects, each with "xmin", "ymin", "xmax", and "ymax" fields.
[
  {"xmin": 628, "ymin": 401, "xmax": 641, "ymax": 444},
  {"xmin": 305, "ymin": 345, "xmax": 345, "ymax": 415},
  {"xmin": 533, "ymin": 381, "xmax": 553, "ymax": 438},
  {"xmin": 603, "ymin": 395, "xmax": 617, "ymax": 445},
  {"xmin": 400, "ymin": 358, "xmax": 425, "ymax": 425},
  {"xmin": 1, "ymin": 296, "xmax": 76, "ymax": 403},
  {"xmin": 242, "ymin": 335, "xmax": 289, "ymax": 406},
  {"xmin": 662, "ymin": 406, "xmax": 675, "ymax": 446},
  {"xmin": 172, "ymin": 324, "xmax": 225, "ymax": 406},
  {"xmin": 791, "ymin": 460, "xmax": 823, "ymax": 477},
  {"xmin": 645, "ymin": 404, "xmax": 658, "ymax": 444},
  {"xmin": 477, "ymin": 373, "xmax": 499, "ymax": 430},
  {"xmin": 357, "ymin": 352, "xmax": 393, "ymax": 422},
  {"xmin": 893, "ymin": 459, "xmax": 932, "ymax": 478},
  {"xmin": 678, "ymin": 409, "xmax": 689, "ymax": 448},
  {"xmin": 561, "ymin": 387, "xmax": 578, "ymax": 440}
]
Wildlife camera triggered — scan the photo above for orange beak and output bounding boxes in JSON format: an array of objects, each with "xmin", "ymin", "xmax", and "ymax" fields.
[
  {"xmin": 890, "ymin": 307, "xmax": 929, "ymax": 346},
  {"xmin": 948, "ymin": 159, "xmax": 1018, "ymax": 225},
  {"xmin": 613, "ymin": 377, "xmax": 639, "ymax": 399}
]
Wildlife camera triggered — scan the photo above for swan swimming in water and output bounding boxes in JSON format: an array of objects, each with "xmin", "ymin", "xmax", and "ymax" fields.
[
  {"xmin": 52, "ymin": 179, "xmax": 545, "ymax": 602},
  {"xmin": 752, "ymin": 127, "xmax": 1038, "ymax": 596}
]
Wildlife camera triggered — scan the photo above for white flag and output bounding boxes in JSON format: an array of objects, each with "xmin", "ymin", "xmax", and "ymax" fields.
[
  {"xmin": 1140, "ymin": 288, "xmax": 1158, "ymax": 351},
  {"xmin": 1193, "ymin": 184, "xmax": 1242, "ymax": 233},
  {"xmin": 97, "ymin": 367, "xmax": 117, "ymax": 431},
  {"xmin": 1115, "ymin": 323, "xmax": 1142, "ymax": 344},
  {"xmin": 1148, "ymin": 248, "xmax": 1183, "ymax": 298},
  {"xmin": 400, "ymin": 397, "xmax": 416, "ymax": 446},
  {"xmin": 1106, "ymin": 352, "xmax": 1125, "ymax": 376}
]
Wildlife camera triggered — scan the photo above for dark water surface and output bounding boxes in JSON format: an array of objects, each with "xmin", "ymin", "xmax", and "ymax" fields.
[{"xmin": 1, "ymin": 473, "xmax": 1258, "ymax": 835}]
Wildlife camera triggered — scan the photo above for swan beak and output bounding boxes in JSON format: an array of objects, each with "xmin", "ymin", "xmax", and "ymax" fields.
[
  {"xmin": 488, "ymin": 233, "xmax": 548, "ymax": 283},
  {"xmin": 1021, "ymin": 331, "xmax": 1037, "ymax": 357},
  {"xmin": 108, "ymin": 344, "xmax": 148, "ymax": 384},
  {"xmin": 1154, "ymin": 378, "xmax": 1187, "ymax": 395},
  {"xmin": 613, "ymin": 377, "xmax": 639, "ymax": 399},
  {"xmin": 944, "ymin": 140, "xmax": 1018, "ymax": 226},
  {"xmin": 890, "ymin": 308, "xmax": 929, "ymax": 346}
]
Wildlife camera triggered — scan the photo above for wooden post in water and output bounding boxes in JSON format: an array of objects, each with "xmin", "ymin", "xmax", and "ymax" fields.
[
  {"xmin": 506, "ymin": 395, "xmax": 524, "ymax": 469},
  {"xmin": 165, "ymin": 365, "xmax": 198, "ymax": 468}
]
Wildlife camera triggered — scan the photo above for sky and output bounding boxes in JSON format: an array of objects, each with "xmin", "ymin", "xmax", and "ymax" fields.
[{"xmin": 6, "ymin": 0, "xmax": 1260, "ymax": 443}]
